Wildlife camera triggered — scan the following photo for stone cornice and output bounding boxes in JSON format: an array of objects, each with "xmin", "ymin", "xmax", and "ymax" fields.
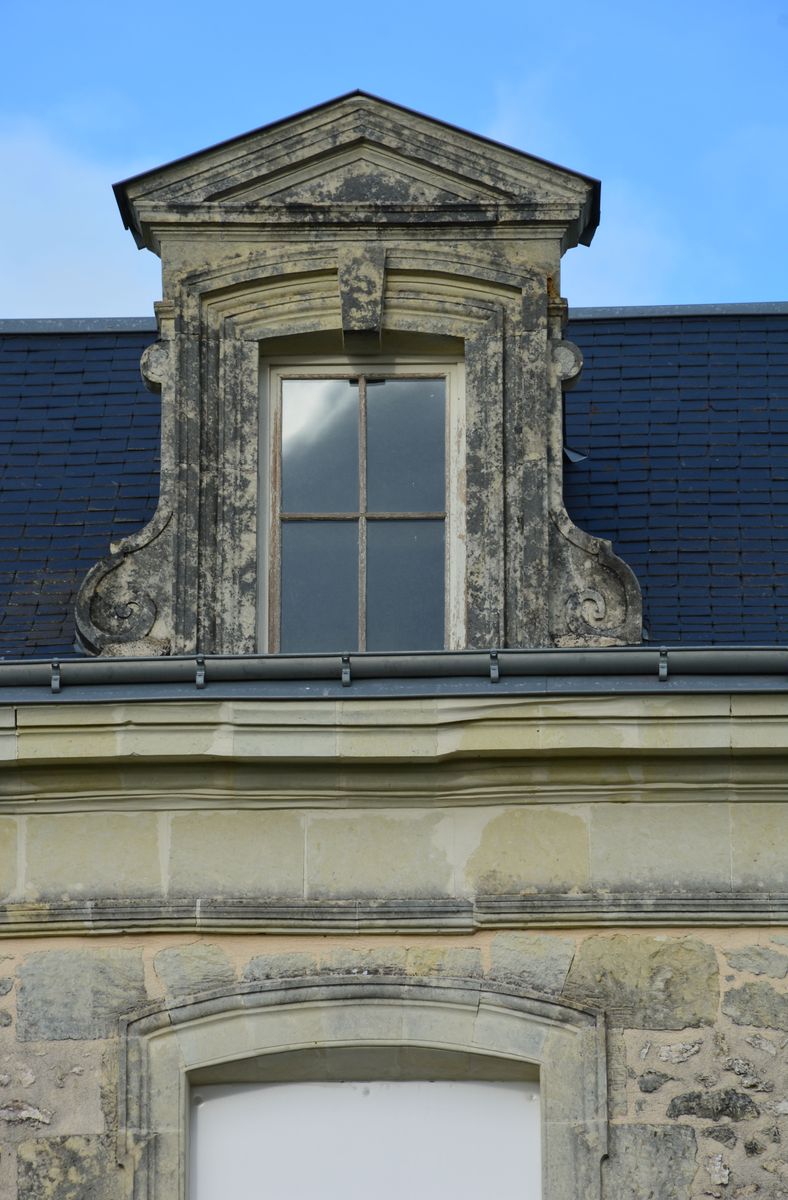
[{"xmin": 2, "ymin": 693, "xmax": 787, "ymax": 767}]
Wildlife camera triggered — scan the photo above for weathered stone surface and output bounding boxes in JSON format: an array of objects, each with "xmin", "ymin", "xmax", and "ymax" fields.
[
  {"xmin": 746, "ymin": 1032, "xmax": 778, "ymax": 1057},
  {"xmin": 725, "ymin": 946, "xmax": 788, "ymax": 979},
  {"xmin": 723, "ymin": 982, "xmax": 788, "ymax": 1031},
  {"xmin": 307, "ymin": 813, "xmax": 451, "ymax": 899},
  {"xmin": 18, "ymin": 1135, "xmax": 123, "ymax": 1200},
  {"xmin": 723, "ymin": 1056, "xmax": 771, "ymax": 1090},
  {"xmin": 705, "ymin": 1125, "xmax": 737, "ymax": 1147},
  {"xmin": 605, "ymin": 1124, "xmax": 696, "ymax": 1199},
  {"xmin": 589, "ymin": 802, "xmax": 730, "ymax": 892},
  {"xmin": 404, "ymin": 947, "xmax": 483, "ymax": 978},
  {"xmin": 154, "ymin": 943, "xmax": 235, "ymax": 997},
  {"xmin": 0, "ymin": 1099, "xmax": 51, "ymax": 1126},
  {"xmin": 320, "ymin": 947, "xmax": 408, "ymax": 976},
  {"xmin": 0, "ymin": 817, "xmax": 16, "ymax": 900},
  {"xmin": 658, "ymin": 1040, "xmax": 703, "ymax": 1064},
  {"xmin": 467, "ymin": 807, "xmax": 589, "ymax": 893},
  {"xmin": 0, "ymin": 976, "xmax": 13, "ymax": 996},
  {"xmin": 666, "ymin": 1088, "xmax": 759, "ymax": 1121},
  {"xmin": 169, "ymin": 810, "xmax": 304, "ymax": 897},
  {"xmin": 17, "ymin": 949, "xmax": 146, "ymax": 1040},
  {"xmin": 26, "ymin": 812, "xmax": 161, "ymax": 899},
  {"xmin": 0, "ymin": 1009, "xmax": 11, "ymax": 1027},
  {"xmin": 565, "ymin": 935, "xmax": 718, "ymax": 1028},
  {"xmin": 489, "ymin": 932, "xmax": 575, "ymax": 994},
  {"xmin": 731, "ymin": 803, "xmax": 788, "ymax": 889},
  {"xmin": 244, "ymin": 952, "xmax": 317, "ymax": 981},
  {"xmin": 638, "ymin": 1069, "xmax": 673, "ymax": 1093},
  {"xmin": 704, "ymin": 1152, "xmax": 730, "ymax": 1185}
]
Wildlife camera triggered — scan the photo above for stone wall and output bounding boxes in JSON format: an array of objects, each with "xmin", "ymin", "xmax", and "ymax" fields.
[
  {"xmin": 0, "ymin": 930, "xmax": 786, "ymax": 1198},
  {"xmin": 1, "ymin": 693, "xmax": 787, "ymax": 1196}
]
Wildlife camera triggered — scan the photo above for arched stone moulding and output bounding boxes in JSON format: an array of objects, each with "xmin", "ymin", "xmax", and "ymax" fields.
[{"xmin": 120, "ymin": 975, "xmax": 608, "ymax": 1200}]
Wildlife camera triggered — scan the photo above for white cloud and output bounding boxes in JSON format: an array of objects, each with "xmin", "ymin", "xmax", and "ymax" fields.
[
  {"xmin": 0, "ymin": 121, "xmax": 160, "ymax": 317},
  {"xmin": 561, "ymin": 178, "xmax": 686, "ymax": 307}
]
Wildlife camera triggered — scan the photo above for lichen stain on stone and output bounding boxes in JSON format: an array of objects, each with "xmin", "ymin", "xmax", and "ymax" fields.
[
  {"xmin": 667, "ymin": 1088, "xmax": 759, "ymax": 1121},
  {"xmin": 466, "ymin": 807, "xmax": 589, "ymax": 893},
  {"xmin": 566, "ymin": 934, "xmax": 719, "ymax": 1030},
  {"xmin": 18, "ymin": 1135, "xmax": 122, "ymax": 1200},
  {"xmin": 724, "ymin": 981, "xmax": 788, "ymax": 1031}
]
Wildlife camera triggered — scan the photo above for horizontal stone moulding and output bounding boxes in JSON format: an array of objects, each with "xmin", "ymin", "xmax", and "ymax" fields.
[{"xmin": 2, "ymin": 893, "xmax": 788, "ymax": 936}]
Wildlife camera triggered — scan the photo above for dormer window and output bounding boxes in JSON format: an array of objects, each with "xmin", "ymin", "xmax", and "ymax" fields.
[
  {"xmin": 261, "ymin": 359, "xmax": 465, "ymax": 652},
  {"xmin": 75, "ymin": 92, "xmax": 642, "ymax": 657}
]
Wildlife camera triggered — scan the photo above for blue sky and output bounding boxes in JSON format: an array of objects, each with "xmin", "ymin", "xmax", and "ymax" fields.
[{"xmin": 1, "ymin": 0, "xmax": 786, "ymax": 316}]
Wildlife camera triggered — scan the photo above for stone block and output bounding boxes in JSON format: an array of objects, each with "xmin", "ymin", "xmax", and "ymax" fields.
[
  {"xmin": 589, "ymin": 802, "xmax": 730, "ymax": 891},
  {"xmin": 25, "ymin": 812, "xmax": 161, "ymax": 898},
  {"xmin": 725, "ymin": 945, "xmax": 788, "ymax": 979},
  {"xmin": 17, "ymin": 1135, "xmax": 124, "ymax": 1200},
  {"xmin": 605, "ymin": 1124, "xmax": 697, "ymax": 1199},
  {"xmin": 732, "ymin": 804, "xmax": 788, "ymax": 889},
  {"xmin": 465, "ymin": 807, "xmax": 589, "ymax": 893},
  {"xmin": 666, "ymin": 1088, "xmax": 759, "ymax": 1120},
  {"xmin": 404, "ymin": 946, "xmax": 483, "ymax": 978},
  {"xmin": 0, "ymin": 818, "xmax": 16, "ymax": 900},
  {"xmin": 244, "ymin": 952, "xmax": 317, "ymax": 981},
  {"xmin": 638, "ymin": 1069, "xmax": 672, "ymax": 1093},
  {"xmin": 154, "ymin": 943, "xmax": 235, "ymax": 997},
  {"xmin": 320, "ymin": 947, "xmax": 408, "ymax": 976},
  {"xmin": 488, "ymin": 932, "xmax": 575, "ymax": 994},
  {"xmin": 169, "ymin": 810, "xmax": 303, "ymax": 896},
  {"xmin": 306, "ymin": 813, "xmax": 451, "ymax": 898},
  {"xmin": 17, "ymin": 949, "xmax": 146, "ymax": 1041},
  {"xmin": 565, "ymin": 934, "xmax": 718, "ymax": 1029},
  {"xmin": 723, "ymin": 981, "xmax": 788, "ymax": 1031}
]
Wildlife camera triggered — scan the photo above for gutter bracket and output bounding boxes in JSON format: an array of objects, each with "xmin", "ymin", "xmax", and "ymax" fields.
[
  {"xmin": 195, "ymin": 655, "xmax": 206, "ymax": 690},
  {"xmin": 50, "ymin": 660, "xmax": 61, "ymax": 695},
  {"xmin": 341, "ymin": 655, "xmax": 352, "ymax": 687},
  {"xmin": 658, "ymin": 647, "xmax": 669, "ymax": 682},
  {"xmin": 489, "ymin": 651, "xmax": 500, "ymax": 683}
]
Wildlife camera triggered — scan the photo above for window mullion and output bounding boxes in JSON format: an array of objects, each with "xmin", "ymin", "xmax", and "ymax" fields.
[{"xmin": 358, "ymin": 376, "xmax": 367, "ymax": 652}]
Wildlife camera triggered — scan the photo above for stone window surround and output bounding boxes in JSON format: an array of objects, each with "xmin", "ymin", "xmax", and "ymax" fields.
[
  {"xmin": 121, "ymin": 975, "xmax": 608, "ymax": 1200},
  {"xmin": 76, "ymin": 253, "xmax": 641, "ymax": 655}
]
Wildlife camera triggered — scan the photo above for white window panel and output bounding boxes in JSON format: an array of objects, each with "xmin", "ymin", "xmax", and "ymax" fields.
[{"xmin": 190, "ymin": 1078, "xmax": 540, "ymax": 1199}]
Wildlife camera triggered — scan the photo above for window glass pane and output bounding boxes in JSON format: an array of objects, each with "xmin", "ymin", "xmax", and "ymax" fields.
[
  {"xmin": 366, "ymin": 520, "xmax": 444, "ymax": 651},
  {"xmin": 367, "ymin": 378, "xmax": 445, "ymax": 512},
  {"xmin": 281, "ymin": 521, "xmax": 358, "ymax": 651},
  {"xmin": 190, "ymin": 1079, "xmax": 541, "ymax": 1200},
  {"xmin": 281, "ymin": 379, "xmax": 358, "ymax": 513}
]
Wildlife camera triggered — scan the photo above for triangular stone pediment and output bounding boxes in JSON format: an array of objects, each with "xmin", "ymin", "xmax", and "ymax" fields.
[
  {"xmin": 116, "ymin": 92, "xmax": 599, "ymax": 248},
  {"xmin": 206, "ymin": 143, "xmax": 513, "ymax": 208}
]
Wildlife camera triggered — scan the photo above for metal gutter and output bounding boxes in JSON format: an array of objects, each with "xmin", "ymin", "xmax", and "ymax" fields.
[{"xmin": 0, "ymin": 646, "xmax": 787, "ymax": 704}]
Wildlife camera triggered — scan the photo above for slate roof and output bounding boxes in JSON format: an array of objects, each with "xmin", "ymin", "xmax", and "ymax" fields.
[
  {"xmin": 0, "ymin": 305, "xmax": 786, "ymax": 658},
  {"xmin": 565, "ymin": 305, "xmax": 788, "ymax": 645},
  {"xmin": 0, "ymin": 323, "xmax": 160, "ymax": 658}
]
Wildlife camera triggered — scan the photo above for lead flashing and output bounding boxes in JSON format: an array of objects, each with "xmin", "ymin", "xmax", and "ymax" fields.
[
  {"xmin": 0, "ymin": 317, "xmax": 158, "ymax": 333},
  {"xmin": 570, "ymin": 302, "xmax": 788, "ymax": 319}
]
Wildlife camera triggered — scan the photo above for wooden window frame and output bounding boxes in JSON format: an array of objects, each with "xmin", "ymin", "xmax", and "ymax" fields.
[{"xmin": 259, "ymin": 356, "xmax": 466, "ymax": 653}]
